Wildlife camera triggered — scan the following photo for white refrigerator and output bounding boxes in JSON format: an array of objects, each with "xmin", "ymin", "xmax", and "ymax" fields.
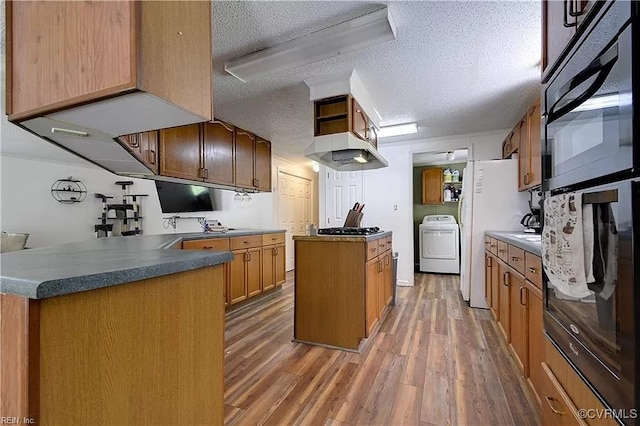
[{"xmin": 459, "ymin": 159, "xmax": 529, "ymax": 308}]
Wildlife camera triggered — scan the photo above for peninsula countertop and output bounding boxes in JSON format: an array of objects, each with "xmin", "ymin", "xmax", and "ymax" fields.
[{"xmin": 0, "ymin": 229, "xmax": 286, "ymax": 300}]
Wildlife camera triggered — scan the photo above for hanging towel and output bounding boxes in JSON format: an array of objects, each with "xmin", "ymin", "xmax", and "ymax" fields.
[{"xmin": 542, "ymin": 192, "xmax": 592, "ymax": 299}]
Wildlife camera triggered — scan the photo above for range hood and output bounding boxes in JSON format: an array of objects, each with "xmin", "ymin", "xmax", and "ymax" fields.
[{"xmin": 305, "ymin": 132, "xmax": 388, "ymax": 171}]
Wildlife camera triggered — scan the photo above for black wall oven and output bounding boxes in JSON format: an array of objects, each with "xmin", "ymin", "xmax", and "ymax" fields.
[{"xmin": 542, "ymin": 2, "xmax": 639, "ymax": 424}]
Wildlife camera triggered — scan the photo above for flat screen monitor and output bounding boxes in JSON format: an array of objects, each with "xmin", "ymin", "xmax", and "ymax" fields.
[{"xmin": 155, "ymin": 181, "xmax": 216, "ymax": 213}]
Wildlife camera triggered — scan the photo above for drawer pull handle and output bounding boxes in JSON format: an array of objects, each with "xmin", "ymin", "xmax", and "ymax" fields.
[
  {"xmin": 490, "ymin": 244, "xmax": 497, "ymax": 248},
  {"xmin": 510, "ymin": 256, "xmax": 520, "ymax": 262},
  {"xmin": 499, "ymin": 249, "xmax": 507, "ymax": 253},
  {"xmin": 528, "ymin": 266, "xmax": 538, "ymax": 274},
  {"xmin": 544, "ymin": 396, "xmax": 565, "ymax": 415},
  {"xmin": 203, "ymin": 246, "xmax": 213, "ymax": 249}
]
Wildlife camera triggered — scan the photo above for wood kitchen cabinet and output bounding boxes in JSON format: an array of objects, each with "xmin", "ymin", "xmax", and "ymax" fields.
[
  {"xmin": 526, "ymin": 280, "xmax": 544, "ymax": 405},
  {"xmin": 508, "ymin": 267, "xmax": 527, "ymax": 375},
  {"xmin": 422, "ymin": 167, "xmax": 444, "ymax": 204},
  {"xmin": 542, "ymin": 0, "xmax": 600, "ymax": 74},
  {"xmin": 314, "ymin": 95, "xmax": 378, "ymax": 147},
  {"xmin": 519, "ymin": 99, "xmax": 542, "ymax": 191},
  {"xmin": 159, "ymin": 124, "xmax": 202, "ymax": 181},
  {"xmin": 6, "ymin": 1, "xmax": 212, "ymax": 133},
  {"xmin": 229, "ymin": 248, "xmax": 261, "ymax": 302},
  {"xmin": 262, "ymin": 233, "xmax": 286, "ymax": 292},
  {"xmin": 294, "ymin": 232, "xmax": 393, "ymax": 350},
  {"xmin": 183, "ymin": 238, "xmax": 230, "ymax": 307},
  {"xmin": 120, "ymin": 131, "xmax": 159, "ymax": 174},
  {"xmin": 498, "ymin": 261, "xmax": 511, "ymax": 342},
  {"xmin": 203, "ymin": 121, "xmax": 235, "ymax": 187},
  {"xmin": 255, "ymin": 137, "xmax": 272, "ymax": 192},
  {"xmin": 155, "ymin": 121, "xmax": 272, "ymax": 191}
]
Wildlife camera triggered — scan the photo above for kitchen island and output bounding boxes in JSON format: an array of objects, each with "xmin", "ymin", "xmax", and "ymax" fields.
[
  {"xmin": 0, "ymin": 230, "xmax": 279, "ymax": 425},
  {"xmin": 293, "ymin": 231, "xmax": 393, "ymax": 351}
]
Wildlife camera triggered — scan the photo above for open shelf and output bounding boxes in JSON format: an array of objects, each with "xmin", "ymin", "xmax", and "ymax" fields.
[
  {"xmin": 314, "ymin": 95, "xmax": 349, "ymax": 137},
  {"xmin": 316, "ymin": 112, "xmax": 348, "ymax": 121}
]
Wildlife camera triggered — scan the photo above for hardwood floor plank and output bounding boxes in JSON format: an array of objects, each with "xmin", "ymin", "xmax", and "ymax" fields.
[{"xmin": 223, "ymin": 271, "xmax": 540, "ymax": 426}]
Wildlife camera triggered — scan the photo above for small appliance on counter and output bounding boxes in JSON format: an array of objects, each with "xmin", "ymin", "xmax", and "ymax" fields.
[{"xmin": 521, "ymin": 190, "xmax": 542, "ymax": 233}]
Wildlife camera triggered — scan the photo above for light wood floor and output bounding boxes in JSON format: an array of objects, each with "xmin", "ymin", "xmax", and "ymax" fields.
[{"xmin": 224, "ymin": 272, "xmax": 541, "ymax": 425}]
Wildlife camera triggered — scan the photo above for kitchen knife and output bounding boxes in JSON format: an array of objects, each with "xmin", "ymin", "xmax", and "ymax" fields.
[
  {"xmin": 357, "ymin": 203, "xmax": 365, "ymax": 213},
  {"xmin": 353, "ymin": 202, "xmax": 359, "ymax": 211}
]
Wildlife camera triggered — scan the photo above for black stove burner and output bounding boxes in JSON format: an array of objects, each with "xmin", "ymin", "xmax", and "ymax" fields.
[{"xmin": 317, "ymin": 226, "xmax": 381, "ymax": 235}]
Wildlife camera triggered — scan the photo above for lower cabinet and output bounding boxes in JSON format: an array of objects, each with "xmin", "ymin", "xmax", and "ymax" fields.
[
  {"xmin": 366, "ymin": 246, "xmax": 393, "ymax": 337},
  {"xmin": 526, "ymin": 281, "xmax": 544, "ymax": 405},
  {"xmin": 184, "ymin": 233, "xmax": 285, "ymax": 308},
  {"xmin": 498, "ymin": 261, "xmax": 511, "ymax": 342},
  {"xmin": 507, "ymin": 266, "xmax": 527, "ymax": 375}
]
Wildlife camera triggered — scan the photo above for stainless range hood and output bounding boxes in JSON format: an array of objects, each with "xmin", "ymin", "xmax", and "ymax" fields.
[{"xmin": 305, "ymin": 133, "xmax": 388, "ymax": 171}]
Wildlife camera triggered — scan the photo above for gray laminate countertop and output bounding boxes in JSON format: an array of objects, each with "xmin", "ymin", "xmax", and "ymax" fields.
[
  {"xmin": 293, "ymin": 231, "xmax": 392, "ymax": 243},
  {"xmin": 0, "ymin": 229, "xmax": 286, "ymax": 300},
  {"xmin": 485, "ymin": 231, "xmax": 542, "ymax": 256}
]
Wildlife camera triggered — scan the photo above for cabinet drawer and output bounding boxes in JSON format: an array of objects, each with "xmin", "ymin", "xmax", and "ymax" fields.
[
  {"xmin": 230, "ymin": 235, "xmax": 263, "ymax": 250},
  {"xmin": 183, "ymin": 238, "xmax": 230, "ymax": 251},
  {"xmin": 366, "ymin": 240, "xmax": 379, "ymax": 260},
  {"xmin": 525, "ymin": 252, "xmax": 542, "ymax": 290},
  {"xmin": 541, "ymin": 363, "xmax": 586, "ymax": 426},
  {"xmin": 262, "ymin": 233, "xmax": 285, "ymax": 246},
  {"xmin": 386, "ymin": 235, "xmax": 392, "ymax": 248},
  {"xmin": 497, "ymin": 241, "xmax": 509, "ymax": 262},
  {"xmin": 485, "ymin": 236, "xmax": 491, "ymax": 251},
  {"xmin": 378, "ymin": 238, "xmax": 390, "ymax": 253},
  {"xmin": 489, "ymin": 238, "xmax": 498, "ymax": 255},
  {"xmin": 508, "ymin": 245, "xmax": 525, "ymax": 275}
]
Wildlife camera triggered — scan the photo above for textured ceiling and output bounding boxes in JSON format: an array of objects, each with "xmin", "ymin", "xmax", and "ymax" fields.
[
  {"xmin": 1, "ymin": 1, "xmax": 541, "ymax": 166},
  {"xmin": 213, "ymin": 0, "xmax": 542, "ymax": 161}
]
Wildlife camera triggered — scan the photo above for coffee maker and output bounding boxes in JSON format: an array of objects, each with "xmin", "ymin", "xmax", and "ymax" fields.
[{"xmin": 521, "ymin": 190, "xmax": 541, "ymax": 233}]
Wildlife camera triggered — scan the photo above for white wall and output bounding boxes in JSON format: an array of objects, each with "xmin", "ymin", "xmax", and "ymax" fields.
[
  {"xmin": 0, "ymin": 139, "xmax": 317, "ymax": 248},
  {"xmin": 364, "ymin": 129, "xmax": 508, "ymax": 286}
]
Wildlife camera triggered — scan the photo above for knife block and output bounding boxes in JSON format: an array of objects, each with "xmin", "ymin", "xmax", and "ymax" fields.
[{"xmin": 343, "ymin": 210, "xmax": 363, "ymax": 227}]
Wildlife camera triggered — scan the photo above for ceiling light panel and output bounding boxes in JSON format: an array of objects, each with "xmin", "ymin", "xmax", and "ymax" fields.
[
  {"xmin": 225, "ymin": 7, "xmax": 396, "ymax": 82},
  {"xmin": 378, "ymin": 122, "xmax": 418, "ymax": 138}
]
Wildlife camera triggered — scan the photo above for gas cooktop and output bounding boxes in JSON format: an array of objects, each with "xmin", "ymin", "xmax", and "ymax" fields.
[{"xmin": 317, "ymin": 227, "xmax": 381, "ymax": 235}]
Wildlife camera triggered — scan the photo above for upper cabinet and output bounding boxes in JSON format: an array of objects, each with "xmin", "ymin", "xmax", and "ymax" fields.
[
  {"xmin": 6, "ymin": 1, "xmax": 213, "ymax": 135},
  {"xmin": 421, "ymin": 167, "xmax": 444, "ymax": 205},
  {"xmin": 542, "ymin": 0, "xmax": 599, "ymax": 75},
  {"xmin": 159, "ymin": 124, "xmax": 203, "ymax": 181},
  {"xmin": 519, "ymin": 98, "xmax": 542, "ymax": 191},
  {"xmin": 314, "ymin": 95, "xmax": 378, "ymax": 148},
  {"xmin": 234, "ymin": 130, "xmax": 257, "ymax": 189},
  {"xmin": 255, "ymin": 138, "xmax": 272, "ymax": 192},
  {"xmin": 120, "ymin": 131, "xmax": 159, "ymax": 175},
  {"xmin": 203, "ymin": 122, "xmax": 235, "ymax": 187}
]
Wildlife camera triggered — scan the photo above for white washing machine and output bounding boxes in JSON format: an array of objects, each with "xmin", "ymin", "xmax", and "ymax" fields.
[{"xmin": 419, "ymin": 215, "xmax": 460, "ymax": 274}]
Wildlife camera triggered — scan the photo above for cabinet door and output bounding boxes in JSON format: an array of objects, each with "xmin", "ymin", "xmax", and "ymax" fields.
[
  {"xmin": 527, "ymin": 281, "xmax": 544, "ymax": 405},
  {"xmin": 234, "ymin": 129, "xmax": 255, "ymax": 189},
  {"xmin": 8, "ymin": 1, "xmax": 134, "ymax": 116},
  {"xmin": 491, "ymin": 254, "xmax": 500, "ymax": 321},
  {"xmin": 138, "ymin": 131, "xmax": 159, "ymax": 174},
  {"xmin": 159, "ymin": 124, "xmax": 202, "ymax": 180},
  {"xmin": 254, "ymin": 138, "xmax": 272, "ymax": 191},
  {"xmin": 377, "ymin": 258, "xmax": 386, "ymax": 317},
  {"xmin": 383, "ymin": 251, "xmax": 392, "ymax": 307},
  {"xmin": 351, "ymin": 98, "xmax": 368, "ymax": 141},
  {"xmin": 203, "ymin": 121, "xmax": 235, "ymax": 186},
  {"xmin": 274, "ymin": 244, "xmax": 286, "ymax": 285},
  {"xmin": 485, "ymin": 253, "xmax": 492, "ymax": 308},
  {"xmin": 518, "ymin": 115, "xmax": 530, "ymax": 191},
  {"xmin": 246, "ymin": 248, "xmax": 262, "ymax": 297},
  {"xmin": 229, "ymin": 250, "xmax": 248, "ymax": 305},
  {"xmin": 262, "ymin": 245, "xmax": 275, "ymax": 292},
  {"xmin": 528, "ymin": 99, "xmax": 542, "ymax": 188},
  {"xmin": 498, "ymin": 262, "xmax": 511, "ymax": 342},
  {"xmin": 421, "ymin": 167, "xmax": 443, "ymax": 205},
  {"xmin": 365, "ymin": 258, "xmax": 379, "ymax": 337},
  {"xmin": 543, "ymin": 0, "xmax": 576, "ymax": 72},
  {"xmin": 509, "ymin": 269, "xmax": 527, "ymax": 375}
]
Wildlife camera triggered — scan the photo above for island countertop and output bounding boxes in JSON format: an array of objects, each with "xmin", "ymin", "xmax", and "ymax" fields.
[{"xmin": 0, "ymin": 229, "xmax": 286, "ymax": 300}]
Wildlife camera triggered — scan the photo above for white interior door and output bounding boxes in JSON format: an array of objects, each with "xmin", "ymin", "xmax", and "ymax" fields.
[
  {"xmin": 322, "ymin": 168, "xmax": 364, "ymax": 227},
  {"xmin": 278, "ymin": 170, "xmax": 311, "ymax": 271}
]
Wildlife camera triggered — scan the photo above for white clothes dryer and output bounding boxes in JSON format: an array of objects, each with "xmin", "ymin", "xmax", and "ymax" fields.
[{"xmin": 419, "ymin": 215, "xmax": 460, "ymax": 274}]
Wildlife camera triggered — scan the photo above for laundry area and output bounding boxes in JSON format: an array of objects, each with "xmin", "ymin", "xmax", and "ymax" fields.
[{"xmin": 418, "ymin": 215, "xmax": 460, "ymax": 274}]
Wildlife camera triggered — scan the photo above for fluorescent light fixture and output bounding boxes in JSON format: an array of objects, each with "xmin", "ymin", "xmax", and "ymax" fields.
[
  {"xmin": 378, "ymin": 122, "xmax": 418, "ymax": 138},
  {"xmin": 225, "ymin": 8, "xmax": 396, "ymax": 82}
]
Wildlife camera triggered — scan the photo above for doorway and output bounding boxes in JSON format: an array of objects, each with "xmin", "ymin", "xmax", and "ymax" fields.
[{"xmin": 277, "ymin": 170, "xmax": 312, "ymax": 271}]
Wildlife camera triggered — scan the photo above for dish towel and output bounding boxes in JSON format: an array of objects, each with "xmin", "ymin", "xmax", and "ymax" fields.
[{"xmin": 542, "ymin": 192, "xmax": 593, "ymax": 299}]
